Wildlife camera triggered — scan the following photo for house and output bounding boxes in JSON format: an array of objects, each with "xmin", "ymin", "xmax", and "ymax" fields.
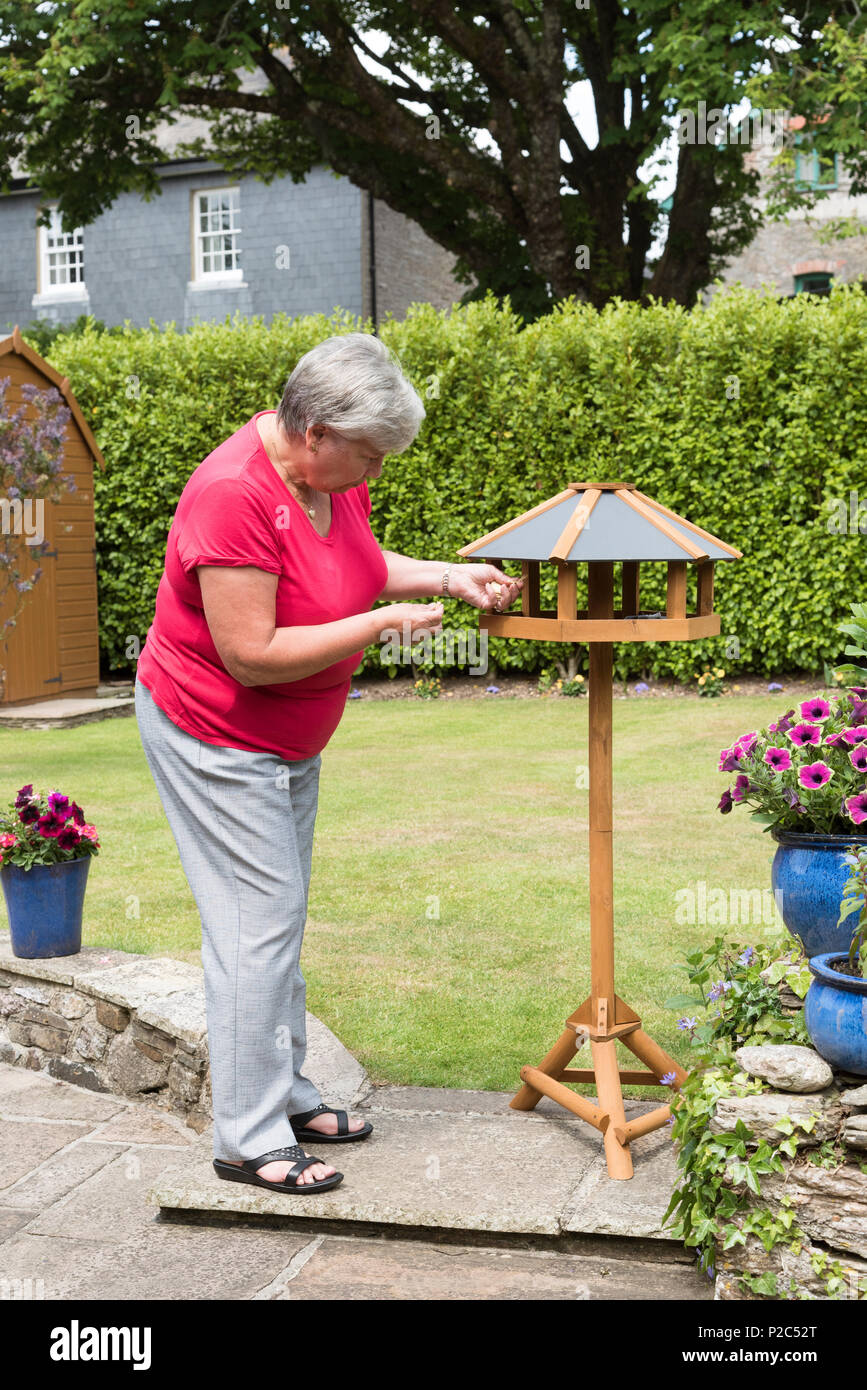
[
  {"xmin": 713, "ymin": 118, "xmax": 867, "ymax": 297},
  {"xmin": 0, "ymin": 91, "xmax": 465, "ymax": 332},
  {"xmin": 0, "ymin": 328, "xmax": 103, "ymax": 705}
]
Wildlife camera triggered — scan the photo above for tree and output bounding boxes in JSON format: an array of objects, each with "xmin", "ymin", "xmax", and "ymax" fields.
[{"xmin": 0, "ymin": 2, "xmax": 842, "ymax": 315}]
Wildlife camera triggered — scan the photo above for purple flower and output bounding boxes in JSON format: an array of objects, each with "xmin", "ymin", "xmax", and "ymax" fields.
[
  {"xmin": 13, "ymin": 784, "xmax": 34, "ymax": 807},
  {"xmin": 37, "ymin": 812, "xmax": 67, "ymax": 838},
  {"xmin": 787, "ymin": 723, "xmax": 822, "ymax": 748},
  {"xmin": 707, "ymin": 980, "xmax": 732, "ymax": 1002},
  {"xmin": 485, "ymin": 685, "xmax": 500, "ymax": 694},
  {"xmin": 47, "ymin": 790, "xmax": 70, "ymax": 817},
  {"xmin": 843, "ymin": 726, "xmax": 867, "ymax": 746},
  {"xmin": 718, "ymin": 789, "xmax": 734, "ymax": 814},
  {"xmin": 737, "ymin": 947, "xmax": 755, "ymax": 966},
  {"xmin": 782, "ymin": 786, "xmax": 807, "ymax": 813},
  {"xmin": 731, "ymin": 774, "xmax": 752, "ymax": 803},
  {"xmin": 850, "ymin": 747, "xmax": 867, "ymax": 773},
  {"xmin": 768, "ymin": 682, "xmax": 783, "ymax": 692},
  {"xmin": 348, "ymin": 688, "xmax": 362, "ymax": 699},
  {"xmin": 825, "ymin": 730, "xmax": 845, "ymax": 747},
  {"xmin": 18, "ymin": 802, "xmax": 40, "ymax": 825},
  {"xmin": 849, "ymin": 699, "xmax": 867, "ymax": 723},
  {"xmin": 69, "ymin": 802, "xmax": 85, "ymax": 826},
  {"xmin": 735, "ymin": 731, "xmax": 758, "ymax": 756},
  {"xmin": 798, "ymin": 761, "xmax": 833, "ymax": 789},
  {"xmin": 634, "ymin": 682, "xmax": 649, "ymax": 694},
  {"xmin": 764, "ymin": 746, "xmax": 792, "ymax": 772},
  {"xmin": 845, "ymin": 793, "xmax": 867, "ymax": 825},
  {"xmin": 774, "ymin": 709, "xmax": 796, "ymax": 736},
  {"xmin": 660, "ymin": 1071, "xmax": 678, "ymax": 1086},
  {"xmin": 799, "ymin": 698, "xmax": 831, "ymax": 722},
  {"xmin": 56, "ymin": 825, "xmax": 81, "ymax": 852},
  {"xmin": 677, "ymin": 1017, "xmax": 697, "ymax": 1030},
  {"xmin": 718, "ymin": 747, "xmax": 743, "ymax": 773}
]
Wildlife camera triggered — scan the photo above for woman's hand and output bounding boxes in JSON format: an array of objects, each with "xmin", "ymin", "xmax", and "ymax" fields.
[
  {"xmin": 373, "ymin": 602, "xmax": 445, "ymax": 637},
  {"xmin": 448, "ymin": 563, "xmax": 523, "ymax": 613}
]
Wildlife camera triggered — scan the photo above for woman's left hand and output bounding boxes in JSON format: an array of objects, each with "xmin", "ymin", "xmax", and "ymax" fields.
[{"xmin": 448, "ymin": 563, "xmax": 523, "ymax": 613}]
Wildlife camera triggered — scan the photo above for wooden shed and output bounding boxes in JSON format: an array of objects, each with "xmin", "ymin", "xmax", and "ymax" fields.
[{"xmin": 0, "ymin": 327, "xmax": 104, "ymax": 705}]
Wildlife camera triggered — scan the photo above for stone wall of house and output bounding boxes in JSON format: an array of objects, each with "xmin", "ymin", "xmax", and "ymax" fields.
[
  {"xmin": 709, "ymin": 1045, "xmax": 867, "ymax": 1300},
  {"xmin": 712, "ymin": 143, "xmax": 867, "ymax": 297},
  {"xmin": 362, "ymin": 193, "xmax": 466, "ymax": 322},
  {"xmin": 0, "ymin": 163, "xmax": 365, "ymax": 334}
]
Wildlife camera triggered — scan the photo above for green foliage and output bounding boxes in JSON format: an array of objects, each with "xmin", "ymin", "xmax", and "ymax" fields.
[
  {"xmin": 837, "ymin": 844, "xmax": 867, "ymax": 975},
  {"xmin": 43, "ymin": 287, "xmax": 867, "ymax": 678},
  {"xmin": 833, "ymin": 601, "xmax": 867, "ymax": 687},
  {"xmin": 663, "ymin": 934, "xmax": 865, "ymax": 1300}
]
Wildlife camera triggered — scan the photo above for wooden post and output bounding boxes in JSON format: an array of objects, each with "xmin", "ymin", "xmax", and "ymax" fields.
[
  {"xmin": 696, "ymin": 561, "xmax": 715, "ymax": 616},
  {"xmin": 522, "ymin": 560, "xmax": 541, "ymax": 617},
  {"xmin": 587, "ymin": 564, "xmax": 615, "ymax": 1029},
  {"xmin": 621, "ymin": 561, "xmax": 640, "ymax": 617},
  {"xmin": 666, "ymin": 561, "xmax": 688, "ymax": 619},
  {"xmin": 557, "ymin": 562, "xmax": 578, "ymax": 620}
]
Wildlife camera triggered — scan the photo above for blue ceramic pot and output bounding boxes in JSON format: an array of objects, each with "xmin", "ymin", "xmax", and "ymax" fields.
[
  {"xmin": 771, "ymin": 830, "xmax": 867, "ymax": 958},
  {"xmin": 0, "ymin": 856, "xmax": 90, "ymax": 958},
  {"xmin": 805, "ymin": 952, "xmax": 867, "ymax": 1076}
]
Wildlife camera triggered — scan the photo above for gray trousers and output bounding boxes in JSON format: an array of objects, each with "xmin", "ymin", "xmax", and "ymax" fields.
[{"xmin": 134, "ymin": 677, "xmax": 323, "ymax": 1159}]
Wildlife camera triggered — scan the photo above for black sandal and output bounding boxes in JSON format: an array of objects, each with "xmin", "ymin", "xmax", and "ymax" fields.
[
  {"xmin": 288, "ymin": 1102, "xmax": 373, "ymax": 1143},
  {"xmin": 213, "ymin": 1144, "xmax": 343, "ymax": 1193}
]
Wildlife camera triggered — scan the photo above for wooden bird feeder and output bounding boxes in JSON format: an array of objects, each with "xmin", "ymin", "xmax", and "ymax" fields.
[{"xmin": 458, "ymin": 481, "xmax": 742, "ymax": 1179}]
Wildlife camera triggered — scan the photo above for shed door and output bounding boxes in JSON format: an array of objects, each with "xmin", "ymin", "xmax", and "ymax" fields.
[{"xmin": 0, "ymin": 502, "xmax": 60, "ymax": 705}]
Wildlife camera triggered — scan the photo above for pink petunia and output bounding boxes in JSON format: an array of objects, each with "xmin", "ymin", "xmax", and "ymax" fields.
[
  {"xmin": 735, "ymin": 732, "xmax": 758, "ymax": 756},
  {"xmin": 80, "ymin": 824, "xmax": 99, "ymax": 843},
  {"xmin": 845, "ymin": 792, "xmax": 867, "ymax": 825},
  {"xmin": 798, "ymin": 761, "xmax": 833, "ymax": 789},
  {"xmin": 843, "ymin": 726, "xmax": 867, "ymax": 746},
  {"xmin": 850, "ymin": 747, "xmax": 867, "ymax": 773},
  {"xmin": 799, "ymin": 698, "xmax": 831, "ymax": 722},
  {"xmin": 764, "ymin": 747, "xmax": 792, "ymax": 772},
  {"xmin": 787, "ymin": 723, "xmax": 822, "ymax": 748}
]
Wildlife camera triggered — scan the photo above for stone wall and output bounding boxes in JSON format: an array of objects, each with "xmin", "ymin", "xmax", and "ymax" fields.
[
  {"xmin": 0, "ymin": 932, "xmax": 368, "ymax": 1133},
  {"xmin": 709, "ymin": 1045, "xmax": 867, "ymax": 1300}
]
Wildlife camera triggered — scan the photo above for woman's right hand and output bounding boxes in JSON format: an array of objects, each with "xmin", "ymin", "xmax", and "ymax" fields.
[{"xmin": 373, "ymin": 602, "xmax": 445, "ymax": 638}]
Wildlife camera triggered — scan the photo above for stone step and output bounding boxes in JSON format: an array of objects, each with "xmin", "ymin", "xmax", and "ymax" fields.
[
  {"xmin": 0, "ymin": 694, "xmax": 134, "ymax": 729},
  {"xmin": 151, "ymin": 1086, "xmax": 696, "ymax": 1268}
]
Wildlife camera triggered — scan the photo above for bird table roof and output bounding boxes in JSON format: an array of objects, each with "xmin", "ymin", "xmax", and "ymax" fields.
[{"xmin": 457, "ymin": 482, "xmax": 741, "ymax": 564}]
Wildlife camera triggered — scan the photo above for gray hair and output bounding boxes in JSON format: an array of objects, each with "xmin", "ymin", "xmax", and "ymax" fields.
[{"xmin": 277, "ymin": 332, "xmax": 425, "ymax": 454}]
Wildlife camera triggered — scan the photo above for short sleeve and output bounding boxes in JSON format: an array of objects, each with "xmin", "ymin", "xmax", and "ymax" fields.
[{"xmin": 175, "ymin": 478, "xmax": 283, "ymax": 576}]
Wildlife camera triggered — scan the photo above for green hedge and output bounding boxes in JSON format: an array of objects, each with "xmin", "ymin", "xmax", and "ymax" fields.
[{"xmin": 46, "ymin": 288, "xmax": 867, "ymax": 681}]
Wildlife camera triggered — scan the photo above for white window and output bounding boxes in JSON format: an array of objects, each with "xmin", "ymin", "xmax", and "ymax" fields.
[
  {"xmin": 193, "ymin": 186, "xmax": 242, "ymax": 284},
  {"xmin": 37, "ymin": 206, "xmax": 86, "ymax": 298}
]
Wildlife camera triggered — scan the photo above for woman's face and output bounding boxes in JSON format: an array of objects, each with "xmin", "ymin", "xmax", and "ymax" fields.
[{"xmin": 306, "ymin": 425, "xmax": 385, "ymax": 493}]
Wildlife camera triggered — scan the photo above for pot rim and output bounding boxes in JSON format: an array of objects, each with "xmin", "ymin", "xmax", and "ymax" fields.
[
  {"xmin": 808, "ymin": 951, "xmax": 867, "ymax": 994},
  {"xmin": 771, "ymin": 828, "xmax": 867, "ymax": 848},
  {"xmin": 0, "ymin": 855, "xmax": 92, "ymax": 875}
]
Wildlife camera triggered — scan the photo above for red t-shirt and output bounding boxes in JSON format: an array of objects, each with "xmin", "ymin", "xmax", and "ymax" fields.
[{"xmin": 137, "ymin": 410, "xmax": 389, "ymax": 760}]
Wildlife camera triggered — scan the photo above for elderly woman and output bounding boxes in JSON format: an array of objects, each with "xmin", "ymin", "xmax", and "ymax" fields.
[{"xmin": 135, "ymin": 333, "xmax": 520, "ymax": 1195}]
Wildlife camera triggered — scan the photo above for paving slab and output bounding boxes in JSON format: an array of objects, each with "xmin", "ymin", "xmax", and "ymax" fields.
[
  {"xmin": 24, "ymin": 1146, "xmax": 191, "ymax": 1243},
  {"xmin": 0, "ymin": 695, "xmax": 134, "ymax": 729},
  {"xmin": 0, "ymin": 1136, "xmax": 123, "ymax": 1212},
  {"xmin": 275, "ymin": 1233, "xmax": 710, "ymax": 1301},
  {"xmin": 0, "ymin": 1234, "xmax": 115, "ymax": 1298},
  {"xmin": 561, "ymin": 1124, "xmax": 679, "ymax": 1240},
  {"xmin": 0, "ymin": 1070, "xmax": 126, "ymax": 1123},
  {"xmin": 1, "ymin": 1222, "xmax": 313, "ymax": 1301},
  {"xmin": 0, "ymin": 1120, "xmax": 94, "ymax": 1192},
  {"xmin": 90, "ymin": 1109, "xmax": 198, "ymax": 1146}
]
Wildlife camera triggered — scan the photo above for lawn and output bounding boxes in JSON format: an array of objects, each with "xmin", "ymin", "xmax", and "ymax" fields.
[{"xmin": 0, "ymin": 693, "xmax": 795, "ymax": 1096}]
